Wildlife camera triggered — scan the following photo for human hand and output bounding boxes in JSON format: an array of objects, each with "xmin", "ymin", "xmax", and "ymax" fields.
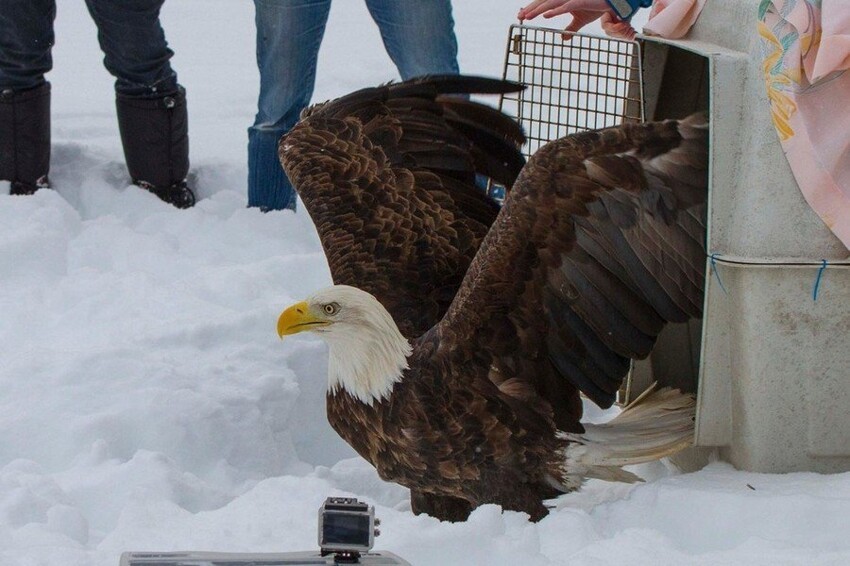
[
  {"xmin": 517, "ymin": 0, "xmax": 637, "ymax": 40},
  {"xmin": 518, "ymin": 0, "xmax": 612, "ymax": 21}
]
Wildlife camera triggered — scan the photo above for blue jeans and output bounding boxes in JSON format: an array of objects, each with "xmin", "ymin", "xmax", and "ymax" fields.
[
  {"xmin": 0, "ymin": 0, "xmax": 178, "ymax": 97},
  {"xmin": 248, "ymin": 0, "xmax": 460, "ymax": 211}
]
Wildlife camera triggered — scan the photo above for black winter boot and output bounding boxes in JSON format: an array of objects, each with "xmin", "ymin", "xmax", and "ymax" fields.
[
  {"xmin": 0, "ymin": 83, "xmax": 51, "ymax": 195},
  {"xmin": 116, "ymin": 87, "xmax": 195, "ymax": 209}
]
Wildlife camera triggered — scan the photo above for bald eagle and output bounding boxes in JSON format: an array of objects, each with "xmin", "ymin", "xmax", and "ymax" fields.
[{"xmin": 276, "ymin": 76, "xmax": 707, "ymax": 522}]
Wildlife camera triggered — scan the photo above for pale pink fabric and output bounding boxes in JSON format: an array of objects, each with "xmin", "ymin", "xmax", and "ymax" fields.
[
  {"xmin": 760, "ymin": 1, "xmax": 850, "ymax": 249},
  {"xmin": 812, "ymin": 1, "xmax": 850, "ymax": 81},
  {"xmin": 643, "ymin": 0, "xmax": 707, "ymax": 39}
]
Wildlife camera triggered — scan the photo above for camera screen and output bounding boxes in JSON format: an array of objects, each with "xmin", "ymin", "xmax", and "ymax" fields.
[{"xmin": 322, "ymin": 513, "xmax": 371, "ymax": 546}]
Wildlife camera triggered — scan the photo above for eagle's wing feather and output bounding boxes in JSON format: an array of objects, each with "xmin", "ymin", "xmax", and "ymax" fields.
[
  {"xmin": 280, "ymin": 76, "xmax": 525, "ymax": 337},
  {"xmin": 440, "ymin": 115, "xmax": 709, "ymax": 412}
]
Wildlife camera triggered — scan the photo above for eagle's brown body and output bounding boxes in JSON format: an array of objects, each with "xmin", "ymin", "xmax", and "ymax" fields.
[
  {"xmin": 280, "ymin": 76, "xmax": 708, "ymax": 522},
  {"xmin": 328, "ymin": 328, "xmax": 569, "ymax": 521}
]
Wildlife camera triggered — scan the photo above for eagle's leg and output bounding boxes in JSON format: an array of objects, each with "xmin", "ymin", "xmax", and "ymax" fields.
[
  {"xmin": 490, "ymin": 485, "xmax": 550, "ymax": 522},
  {"xmin": 410, "ymin": 490, "xmax": 473, "ymax": 522}
]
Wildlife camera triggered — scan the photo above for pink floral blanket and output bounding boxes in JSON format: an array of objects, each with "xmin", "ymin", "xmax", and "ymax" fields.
[{"xmin": 758, "ymin": 0, "xmax": 850, "ymax": 249}]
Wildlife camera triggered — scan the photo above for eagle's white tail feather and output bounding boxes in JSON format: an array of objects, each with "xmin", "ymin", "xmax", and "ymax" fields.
[{"xmin": 560, "ymin": 386, "xmax": 695, "ymax": 485}]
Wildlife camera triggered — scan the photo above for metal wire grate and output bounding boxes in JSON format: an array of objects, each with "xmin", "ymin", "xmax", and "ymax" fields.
[
  {"xmin": 500, "ymin": 24, "xmax": 645, "ymax": 158},
  {"xmin": 497, "ymin": 25, "xmax": 646, "ymax": 404}
]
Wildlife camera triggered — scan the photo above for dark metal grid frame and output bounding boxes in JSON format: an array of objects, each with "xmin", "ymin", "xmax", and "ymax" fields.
[
  {"xmin": 499, "ymin": 24, "xmax": 645, "ymax": 159},
  {"xmin": 497, "ymin": 25, "xmax": 646, "ymax": 405}
]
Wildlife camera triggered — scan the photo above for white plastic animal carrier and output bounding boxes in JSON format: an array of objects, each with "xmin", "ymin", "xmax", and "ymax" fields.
[{"xmin": 501, "ymin": 0, "xmax": 850, "ymax": 474}]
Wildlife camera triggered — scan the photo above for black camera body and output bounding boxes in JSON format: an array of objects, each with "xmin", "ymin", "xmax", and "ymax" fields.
[{"xmin": 318, "ymin": 497, "xmax": 379, "ymax": 558}]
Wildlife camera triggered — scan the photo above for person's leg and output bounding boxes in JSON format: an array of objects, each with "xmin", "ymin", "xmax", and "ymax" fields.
[
  {"xmin": 0, "ymin": 0, "xmax": 55, "ymax": 193},
  {"xmin": 84, "ymin": 0, "xmax": 178, "ymax": 97},
  {"xmin": 364, "ymin": 0, "xmax": 459, "ymax": 80},
  {"xmin": 0, "ymin": 0, "xmax": 55, "ymax": 91},
  {"xmin": 85, "ymin": 0, "xmax": 194, "ymax": 208},
  {"xmin": 363, "ymin": 1, "xmax": 510, "ymax": 199},
  {"xmin": 249, "ymin": 0, "xmax": 332, "ymax": 211}
]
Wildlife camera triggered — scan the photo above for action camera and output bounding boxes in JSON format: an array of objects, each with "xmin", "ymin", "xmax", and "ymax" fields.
[{"xmin": 318, "ymin": 497, "xmax": 380, "ymax": 558}]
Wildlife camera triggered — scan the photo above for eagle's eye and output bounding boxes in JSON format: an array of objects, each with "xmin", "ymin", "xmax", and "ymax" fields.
[{"xmin": 323, "ymin": 302, "xmax": 340, "ymax": 316}]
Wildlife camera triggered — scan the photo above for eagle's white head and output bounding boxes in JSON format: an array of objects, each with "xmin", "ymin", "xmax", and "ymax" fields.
[{"xmin": 277, "ymin": 285, "xmax": 412, "ymax": 405}]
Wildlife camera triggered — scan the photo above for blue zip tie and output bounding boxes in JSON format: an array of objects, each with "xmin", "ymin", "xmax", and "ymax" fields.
[
  {"xmin": 813, "ymin": 259, "xmax": 828, "ymax": 301},
  {"xmin": 709, "ymin": 253, "xmax": 727, "ymax": 295}
]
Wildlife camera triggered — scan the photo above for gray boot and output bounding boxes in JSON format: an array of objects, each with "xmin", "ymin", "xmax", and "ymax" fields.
[
  {"xmin": 0, "ymin": 83, "xmax": 51, "ymax": 195},
  {"xmin": 116, "ymin": 87, "xmax": 195, "ymax": 208}
]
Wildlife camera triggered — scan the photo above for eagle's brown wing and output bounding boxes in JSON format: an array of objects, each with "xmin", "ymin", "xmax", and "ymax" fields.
[
  {"xmin": 439, "ymin": 115, "xmax": 709, "ymax": 424},
  {"xmin": 279, "ymin": 76, "xmax": 525, "ymax": 338}
]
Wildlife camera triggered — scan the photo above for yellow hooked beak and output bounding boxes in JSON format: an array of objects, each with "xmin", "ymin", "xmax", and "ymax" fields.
[{"xmin": 277, "ymin": 301, "xmax": 330, "ymax": 338}]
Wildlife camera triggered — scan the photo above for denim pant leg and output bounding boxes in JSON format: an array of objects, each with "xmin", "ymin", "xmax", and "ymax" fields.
[
  {"xmin": 0, "ymin": 0, "xmax": 55, "ymax": 91},
  {"xmin": 84, "ymin": 0, "xmax": 179, "ymax": 97},
  {"xmin": 248, "ymin": 0, "xmax": 331, "ymax": 211},
  {"xmin": 364, "ymin": 0, "xmax": 460, "ymax": 80}
]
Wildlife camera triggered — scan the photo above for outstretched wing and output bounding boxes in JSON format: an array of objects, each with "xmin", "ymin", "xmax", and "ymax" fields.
[
  {"xmin": 279, "ymin": 76, "xmax": 525, "ymax": 338},
  {"xmin": 439, "ymin": 115, "xmax": 708, "ymax": 424}
]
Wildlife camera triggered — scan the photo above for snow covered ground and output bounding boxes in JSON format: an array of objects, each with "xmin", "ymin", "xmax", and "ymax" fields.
[{"xmin": 1, "ymin": 2, "xmax": 849, "ymax": 565}]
